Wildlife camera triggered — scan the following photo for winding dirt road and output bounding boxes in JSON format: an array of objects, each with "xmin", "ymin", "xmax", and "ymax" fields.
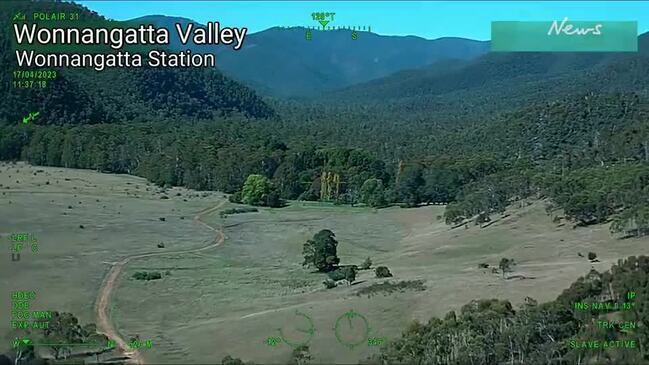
[{"xmin": 94, "ymin": 200, "xmax": 227, "ymax": 364}]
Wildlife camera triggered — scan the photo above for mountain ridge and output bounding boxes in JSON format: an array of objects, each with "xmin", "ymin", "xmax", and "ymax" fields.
[
  {"xmin": 324, "ymin": 32, "xmax": 649, "ymax": 112},
  {"xmin": 136, "ymin": 15, "xmax": 490, "ymax": 97}
]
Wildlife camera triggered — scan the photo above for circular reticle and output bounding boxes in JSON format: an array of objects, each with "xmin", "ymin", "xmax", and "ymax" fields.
[
  {"xmin": 334, "ymin": 310, "xmax": 370, "ymax": 349},
  {"xmin": 277, "ymin": 310, "xmax": 315, "ymax": 348}
]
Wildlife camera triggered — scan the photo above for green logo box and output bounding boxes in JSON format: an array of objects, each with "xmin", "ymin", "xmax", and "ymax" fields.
[{"xmin": 492, "ymin": 19, "xmax": 637, "ymax": 52}]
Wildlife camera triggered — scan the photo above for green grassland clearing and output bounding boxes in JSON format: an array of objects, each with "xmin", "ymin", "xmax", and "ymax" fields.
[{"xmin": 1, "ymin": 163, "xmax": 647, "ymax": 364}]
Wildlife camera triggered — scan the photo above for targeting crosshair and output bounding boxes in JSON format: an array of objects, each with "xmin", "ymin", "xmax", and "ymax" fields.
[
  {"xmin": 334, "ymin": 310, "xmax": 370, "ymax": 349},
  {"xmin": 277, "ymin": 310, "xmax": 315, "ymax": 348}
]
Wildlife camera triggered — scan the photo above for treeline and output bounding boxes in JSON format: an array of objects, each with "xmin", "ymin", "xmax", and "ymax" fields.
[
  {"xmin": 2, "ymin": 2, "xmax": 649, "ymax": 233},
  {"xmin": 375, "ymin": 256, "xmax": 649, "ymax": 365},
  {"xmin": 441, "ymin": 93, "xmax": 649, "ymax": 235},
  {"xmin": 0, "ymin": 122, "xmax": 392, "ymax": 201},
  {"xmin": 0, "ymin": 119, "xmax": 512, "ymax": 209},
  {"xmin": 1, "ymin": 91, "xmax": 648, "ymax": 236},
  {"xmin": 542, "ymin": 165, "xmax": 649, "ymax": 231}
]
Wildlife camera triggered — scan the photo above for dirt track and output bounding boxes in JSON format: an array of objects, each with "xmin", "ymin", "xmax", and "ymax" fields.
[{"xmin": 94, "ymin": 200, "xmax": 227, "ymax": 364}]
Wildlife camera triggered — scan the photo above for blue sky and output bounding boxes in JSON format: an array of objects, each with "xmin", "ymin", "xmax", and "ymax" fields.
[{"xmin": 78, "ymin": 1, "xmax": 649, "ymax": 41}]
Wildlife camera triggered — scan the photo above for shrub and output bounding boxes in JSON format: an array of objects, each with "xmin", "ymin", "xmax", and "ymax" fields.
[
  {"xmin": 291, "ymin": 345, "xmax": 312, "ymax": 365},
  {"xmin": 327, "ymin": 268, "xmax": 346, "ymax": 281},
  {"xmin": 219, "ymin": 207, "xmax": 259, "ymax": 217},
  {"xmin": 476, "ymin": 212, "xmax": 490, "ymax": 225},
  {"xmin": 360, "ymin": 257, "xmax": 372, "ymax": 270},
  {"xmin": 228, "ymin": 191, "xmax": 242, "ymax": 204},
  {"xmin": 344, "ymin": 266, "xmax": 357, "ymax": 285},
  {"xmin": 264, "ymin": 190, "xmax": 283, "ymax": 208},
  {"xmin": 159, "ymin": 217, "xmax": 166, "ymax": 221},
  {"xmin": 132, "ymin": 271, "xmax": 162, "ymax": 281},
  {"xmin": 375, "ymin": 266, "xmax": 393, "ymax": 278},
  {"xmin": 588, "ymin": 252, "xmax": 597, "ymax": 261},
  {"xmin": 221, "ymin": 355, "xmax": 244, "ymax": 365},
  {"xmin": 356, "ymin": 280, "xmax": 426, "ymax": 297}
]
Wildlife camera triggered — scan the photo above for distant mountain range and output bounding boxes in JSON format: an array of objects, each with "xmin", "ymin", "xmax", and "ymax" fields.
[
  {"xmin": 331, "ymin": 32, "xmax": 649, "ymax": 99},
  {"xmin": 132, "ymin": 15, "xmax": 490, "ymax": 97},
  {"xmin": 132, "ymin": 15, "xmax": 649, "ymax": 107},
  {"xmin": 325, "ymin": 32, "xmax": 649, "ymax": 117}
]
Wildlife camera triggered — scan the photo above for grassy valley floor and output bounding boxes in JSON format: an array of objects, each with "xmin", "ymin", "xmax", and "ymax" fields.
[{"xmin": 1, "ymin": 163, "xmax": 647, "ymax": 364}]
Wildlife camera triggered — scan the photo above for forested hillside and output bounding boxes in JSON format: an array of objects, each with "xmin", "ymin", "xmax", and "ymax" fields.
[
  {"xmin": 376, "ymin": 255, "xmax": 649, "ymax": 364},
  {"xmin": 2, "ymin": 91, "xmax": 647, "ymax": 236},
  {"xmin": 327, "ymin": 32, "xmax": 649, "ymax": 118},
  {"xmin": 1, "ymin": 0, "xmax": 648, "ymax": 237},
  {"xmin": 139, "ymin": 15, "xmax": 490, "ymax": 97}
]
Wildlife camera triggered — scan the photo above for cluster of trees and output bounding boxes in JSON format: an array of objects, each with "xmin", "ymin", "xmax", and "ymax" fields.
[
  {"xmin": 444, "ymin": 161, "xmax": 649, "ymax": 236},
  {"xmin": 441, "ymin": 93, "xmax": 649, "ymax": 231},
  {"xmin": 302, "ymin": 230, "xmax": 389, "ymax": 287},
  {"xmin": 375, "ymin": 255, "xmax": 649, "ymax": 364},
  {"xmin": 132, "ymin": 271, "xmax": 163, "ymax": 281},
  {"xmin": 542, "ymin": 164, "xmax": 649, "ymax": 232},
  {"xmin": 3, "ymin": 311, "xmax": 109, "ymax": 364}
]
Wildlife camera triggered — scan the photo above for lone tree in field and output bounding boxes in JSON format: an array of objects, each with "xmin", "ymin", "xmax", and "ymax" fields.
[
  {"xmin": 499, "ymin": 258, "xmax": 514, "ymax": 279},
  {"xmin": 302, "ymin": 229, "xmax": 340, "ymax": 272}
]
